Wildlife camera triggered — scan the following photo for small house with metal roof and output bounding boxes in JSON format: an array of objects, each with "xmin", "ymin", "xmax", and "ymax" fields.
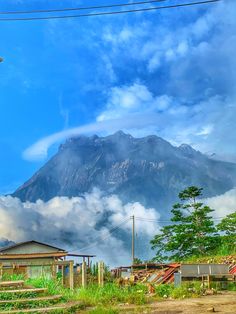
[{"xmin": 0, "ymin": 240, "xmax": 95, "ymax": 284}]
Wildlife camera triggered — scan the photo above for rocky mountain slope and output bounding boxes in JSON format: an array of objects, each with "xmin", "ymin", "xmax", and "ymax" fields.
[{"xmin": 13, "ymin": 132, "xmax": 236, "ymax": 215}]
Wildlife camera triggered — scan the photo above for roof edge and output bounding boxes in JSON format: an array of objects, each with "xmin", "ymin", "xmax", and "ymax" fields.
[{"xmin": 0, "ymin": 240, "xmax": 66, "ymax": 253}]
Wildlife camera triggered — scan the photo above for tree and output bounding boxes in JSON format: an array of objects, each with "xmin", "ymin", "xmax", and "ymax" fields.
[
  {"xmin": 217, "ymin": 211, "xmax": 236, "ymax": 252},
  {"xmin": 133, "ymin": 257, "xmax": 143, "ymax": 264},
  {"xmin": 151, "ymin": 186, "xmax": 219, "ymax": 261},
  {"xmin": 217, "ymin": 211, "xmax": 236, "ymax": 236}
]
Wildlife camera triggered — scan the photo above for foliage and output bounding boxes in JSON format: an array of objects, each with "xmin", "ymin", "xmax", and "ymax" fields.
[
  {"xmin": 151, "ymin": 186, "xmax": 219, "ymax": 261},
  {"xmin": 218, "ymin": 211, "xmax": 236, "ymax": 235},
  {"xmin": 133, "ymin": 257, "xmax": 143, "ymax": 264},
  {"xmin": 217, "ymin": 211, "xmax": 236, "ymax": 252}
]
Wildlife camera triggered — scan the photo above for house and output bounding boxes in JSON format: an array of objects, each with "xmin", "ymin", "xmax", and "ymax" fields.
[
  {"xmin": 0, "ymin": 240, "xmax": 69, "ymax": 279},
  {"xmin": 0, "ymin": 240, "xmax": 95, "ymax": 283}
]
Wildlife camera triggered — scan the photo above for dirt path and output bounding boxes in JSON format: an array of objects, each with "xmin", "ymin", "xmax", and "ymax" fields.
[{"xmin": 116, "ymin": 291, "xmax": 236, "ymax": 314}]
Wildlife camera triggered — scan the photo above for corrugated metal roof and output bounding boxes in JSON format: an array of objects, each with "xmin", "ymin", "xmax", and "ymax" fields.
[{"xmin": 0, "ymin": 240, "xmax": 66, "ymax": 253}]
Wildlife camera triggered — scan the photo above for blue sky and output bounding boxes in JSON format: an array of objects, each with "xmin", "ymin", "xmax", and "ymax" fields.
[{"xmin": 0, "ymin": 0, "xmax": 235, "ymax": 194}]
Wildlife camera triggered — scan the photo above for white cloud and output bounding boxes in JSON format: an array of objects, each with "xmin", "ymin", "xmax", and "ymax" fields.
[
  {"xmin": 0, "ymin": 190, "xmax": 160, "ymax": 266},
  {"xmin": 97, "ymin": 83, "xmax": 236, "ymax": 160},
  {"xmin": 23, "ymin": 113, "xmax": 164, "ymax": 161},
  {"xmin": 204, "ymin": 188, "xmax": 236, "ymax": 219},
  {"xmin": 97, "ymin": 83, "xmax": 157, "ymax": 121},
  {"xmin": 24, "ymin": 82, "xmax": 236, "ymax": 163},
  {"xmin": 22, "ymin": 0, "xmax": 236, "ymax": 163},
  {"xmin": 196, "ymin": 125, "xmax": 214, "ymax": 137}
]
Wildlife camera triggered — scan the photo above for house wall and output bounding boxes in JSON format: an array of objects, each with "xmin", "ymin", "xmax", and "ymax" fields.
[
  {"xmin": 1, "ymin": 258, "xmax": 57, "ymax": 279},
  {"xmin": 27, "ymin": 265, "xmax": 54, "ymax": 279},
  {"xmin": 1, "ymin": 242, "xmax": 61, "ymax": 254},
  {"xmin": 0, "ymin": 258, "xmax": 54, "ymax": 265}
]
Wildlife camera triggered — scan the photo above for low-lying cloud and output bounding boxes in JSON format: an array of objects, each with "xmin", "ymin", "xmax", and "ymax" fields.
[
  {"xmin": 204, "ymin": 188, "xmax": 236, "ymax": 219},
  {"xmin": 0, "ymin": 189, "xmax": 160, "ymax": 266},
  {"xmin": 0, "ymin": 188, "xmax": 235, "ymax": 265}
]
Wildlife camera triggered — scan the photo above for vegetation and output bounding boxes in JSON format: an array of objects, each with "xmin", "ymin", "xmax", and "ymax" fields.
[
  {"xmin": 155, "ymin": 282, "xmax": 204, "ymax": 299},
  {"xmin": 151, "ymin": 186, "xmax": 220, "ymax": 261},
  {"xmin": 217, "ymin": 211, "xmax": 236, "ymax": 253},
  {"xmin": 76, "ymin": 283, "xmax": 147, "ymax": 306}
]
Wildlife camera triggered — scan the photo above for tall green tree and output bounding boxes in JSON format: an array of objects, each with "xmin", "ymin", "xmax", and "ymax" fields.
[
  {"xmin": 217, "ymin": 211, "xmax": 236, "ymax": 235},
  {"xmin": 217, "ymin": 211, "xmax": 236, "ymax": 252},
  {"xmin": 151, "ymin": 186, "xmax": 219, "ymax": 261}
]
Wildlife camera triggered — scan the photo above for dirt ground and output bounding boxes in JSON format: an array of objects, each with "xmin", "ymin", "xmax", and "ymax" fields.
[{"xmin": 116, "ymin": 291, "xmax": 236, "ymax": 314}]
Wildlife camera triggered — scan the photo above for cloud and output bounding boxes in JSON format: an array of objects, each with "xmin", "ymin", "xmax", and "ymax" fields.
[
  {"xmin": 24, "ymin": 82, "xmax": 236, "ymax": 163},
  {"xmin": 97, "ymin": 83, "xmax": 172, "ymax": 121},
  {"xmin": 97, "ymin": 83, "xmax": 236, "ymax": 159},
  {"xmin": 23, "ymin": 113, "xmax": 165, "ymax": 161},
  {"xmin": 0, "ymin": 189, "xmax": 160, "ymax": 266},
  {"xmin": 1, "ymin": 188, "xmax": 235, "ymax": 266},
  {"xmin": 22, "ymin": 0, "xmax": 236, "ymax": 163},
  {"xmin": 204, "ymin": 188, "xmax": 236, "ymax": 219}
]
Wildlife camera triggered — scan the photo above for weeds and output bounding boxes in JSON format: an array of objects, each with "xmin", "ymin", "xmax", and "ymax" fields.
[
  {"xmin": 155, "ymin": 282, "xmax": 204, "ymax": 299},
  {"xmin": 1, "ymin": 274, "xmax": 235, "ymax": 313},
  {"xmin": 75, "ymin": 283, "xmax": 147, "ymax": 307}
]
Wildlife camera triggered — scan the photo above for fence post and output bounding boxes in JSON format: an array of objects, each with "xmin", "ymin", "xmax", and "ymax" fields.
[
  {"xmin": 0, "ymin": 263, "xmax": 2, "ymax": 281},
  {"xmin": 82, "ymin": 261, "xmax": 87, "ymax": 288},
  {"xmin": 61, "ymin": 265, "xmax": 64, "ymax": 286},
  {"xmin": 69, "ymin": 261, "xmax": 74, "ymax": 290},
  {"xmin": 207, "ymin": 275, "xmax": 211, "ymax": 289},
  {"xmin": 98, "ymin": 261, "xmax": 104, "ymax": 287}
]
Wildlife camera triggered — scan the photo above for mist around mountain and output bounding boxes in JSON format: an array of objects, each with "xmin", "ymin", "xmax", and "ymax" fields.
[{"xmin": 12, "ymin": 132, "xmax": 236, "ymax": 217}]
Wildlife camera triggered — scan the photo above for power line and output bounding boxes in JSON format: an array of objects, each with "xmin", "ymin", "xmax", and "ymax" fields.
[
  {"xmin": 0, "ymin": 0, "xmax": 167, "ymax": 15},
  {"xmin": 0, "ymin": 0, "xmax": 222, "ymax": 22},
  {"xmin": 68, "ymin": 212, "xmax": 226, "ymax": 253},
  {"xmin": 68, "ymin": 217, "xmax": 130, "ymax": 253}
]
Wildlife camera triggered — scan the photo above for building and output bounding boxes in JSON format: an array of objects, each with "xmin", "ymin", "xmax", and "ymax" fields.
[
  {"xmin": 0, "ymin": 240, "xmax": 69, "ymax": 279},
  {"xmin": 0, "ymin": 240, "xmax": 95, "ymax": 284}
]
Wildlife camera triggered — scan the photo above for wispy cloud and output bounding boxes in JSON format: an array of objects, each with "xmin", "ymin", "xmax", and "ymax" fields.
[
  {"xmin": 23, "ymin": 113, "xmax": 162, "ymax": 161},
  {"xmin": 23, "ymin": 84, "xmax": 236, "ymax": 162}
]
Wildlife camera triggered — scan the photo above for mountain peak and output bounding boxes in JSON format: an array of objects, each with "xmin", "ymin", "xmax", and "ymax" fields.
[
  {"xmin": 12, "ymin": 133, "xmax": 236, "ymax": 206},
  {"xmin": 111, "ymin": 130, "xmax": 133, "ymax": 138},
  {"xmin": 178, "ymin": 143, "xmax": 198, "ymax": 155}
]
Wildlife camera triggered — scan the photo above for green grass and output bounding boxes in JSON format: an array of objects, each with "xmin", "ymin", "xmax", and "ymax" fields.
[
  {"xmin": 2, "ymin": 273, "xmax": 25, "ymax": 281},
  {"xmin": 228, "ymin": 283, "xmax": 236, "ymax": 291},
  {"xmin": 155, "ymin": 282, "xmax": 203, "ymax": 299},
  {"xmin": 1, "ymin": 275, "xmax": 235, "ymax": 313},
  {"xmin": 73, "ymin": 283, "xmax": 147, "ymax": 307},
  {"xmin": 26, "ymin": 277, "xmax": 63, "ymax": 296}
]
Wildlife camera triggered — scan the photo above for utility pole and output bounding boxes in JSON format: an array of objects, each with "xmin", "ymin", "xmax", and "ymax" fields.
[{"xmin": 131, "ymin": 215, "xmax": 135, "ymax": 266}]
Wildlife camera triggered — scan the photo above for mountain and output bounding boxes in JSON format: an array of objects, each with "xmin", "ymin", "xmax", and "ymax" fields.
[{"xmin": 13, "ymin": 131, "xmax": 236, "ymax": 216}]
